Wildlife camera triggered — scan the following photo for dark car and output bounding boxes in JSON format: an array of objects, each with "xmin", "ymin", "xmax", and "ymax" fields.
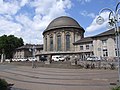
[{"xmin": 40, "ymin": 55, "xmax": 47, "ymax": 61}]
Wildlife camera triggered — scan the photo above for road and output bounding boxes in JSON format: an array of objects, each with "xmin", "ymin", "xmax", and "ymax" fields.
[{"xmin": 0, "ymin": 64, "xmax": 118, "ymax": 90}]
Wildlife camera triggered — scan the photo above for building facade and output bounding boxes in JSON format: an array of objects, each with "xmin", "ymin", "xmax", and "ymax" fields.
[
  {"xmin": 13, "ymin": 16, "xmax": 119, "ymax": 61},
  {"xmin": 13, "ymin": 44, "xmax": 43, "ymax": 60},
  {"xmin": 73, "ymin": 29, "xmax": 117, "ymax": 60},
  {"xmin": 38, "ymin": 16, "xmax": 119, "ymax": 61},
  {"xmin": 42, "ymin": 16, "xmax": 84, "ymax": 52}
]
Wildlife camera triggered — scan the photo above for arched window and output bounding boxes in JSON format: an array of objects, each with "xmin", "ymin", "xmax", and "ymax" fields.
[
  {"xmin": 45, "ymin": 37, "xmax": 47, "ymax": 51},
  {"xmin": 57, "ymin": 34, "xmax": 61, "ymax": 51},
  {"xmin": 66, "ymin": 33, "xmax": 70, "ymax": 51},
  {"xmin": 50, "ymin": 35, "xmax": 53, "ymax": 51}
]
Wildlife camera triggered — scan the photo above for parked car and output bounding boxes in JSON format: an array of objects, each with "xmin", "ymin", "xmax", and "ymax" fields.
[
  {"xmin": 28, "ymin": 57, "xmax": 37, "ymax": 61},
  {"xmin": 12, "ymin": 58, "xmax": 27, "ymax": 61},
  {"xmin": 5, "ymin": 59, "xmax": 10, "ymax": 62},
  {"xmin": 52, "ymin": 55, "xmax": 65, "ymax": 61},
  {"xmin": 19, "ymin": 58, "xmax": 27, "ymax": 61},
  {"xmin": 87, "ymin": 56, "xmax": 101, "ymax": 61},
  {"xmin": 40, "ymin": 55, "xmax": 47, "ymax": 61}
]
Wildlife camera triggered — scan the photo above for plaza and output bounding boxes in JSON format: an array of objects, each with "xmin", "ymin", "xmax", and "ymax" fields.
[{"xmin": 0, "ymin": 64, "xmax": 118, "ymax": 90}]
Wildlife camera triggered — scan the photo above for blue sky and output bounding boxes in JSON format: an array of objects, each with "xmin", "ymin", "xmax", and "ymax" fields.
[{"xmin": 0, "ymin": 0, "xmax": 119, "ymax": 44}]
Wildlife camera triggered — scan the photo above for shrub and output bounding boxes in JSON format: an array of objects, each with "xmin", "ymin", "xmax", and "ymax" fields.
[
  {"xmin": 0, "ymin": 78, "xmax": 8, "ymax": 90},
  {"xmin": 112, "ymin": 86, "xmax": 120, "ymax": 90}
]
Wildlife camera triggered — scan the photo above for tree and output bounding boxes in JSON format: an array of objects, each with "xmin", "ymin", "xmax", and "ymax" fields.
[
  {"xmin": 0, "ymin": 78, "xmax": 8, "ymax": 90},
  {"xmin": 0, "ymin": 35, "xmax": 24, "ymax": 59},
  {"xmin": 112, "ymin": 86, "xmax": 120, "ymax": 90}
]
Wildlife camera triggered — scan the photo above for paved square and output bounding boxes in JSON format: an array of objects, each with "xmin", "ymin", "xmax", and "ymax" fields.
[{"xmin": 0, "ymin": 65, "xmax": 118, "ymax": 90}]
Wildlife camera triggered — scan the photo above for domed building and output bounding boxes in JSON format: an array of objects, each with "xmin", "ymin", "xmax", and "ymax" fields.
[
  {"xmin": 13, "ymin": 16, "xmax": 118, "ymax": 63},
  {"xmin": 40, "ymin": 16, "xmax": 117, "ymax": 62},
  {"xmin": 43, "ymin": 16, "xmax": 85, "ymax": 52}
]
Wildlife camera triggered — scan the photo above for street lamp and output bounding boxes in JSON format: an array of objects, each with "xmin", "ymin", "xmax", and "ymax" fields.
[
  {"xmin": 96, "ymin": 2, "xmax": 120, "ymax": 84},
  {"xmin": 29, "ymin": 45, "xmax": 36, "ymax": 68}
]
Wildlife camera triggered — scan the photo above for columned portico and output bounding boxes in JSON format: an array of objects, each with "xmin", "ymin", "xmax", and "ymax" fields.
[
  {"xmin": 41, "ymin": 16, "xmax": 85, "ymax": 63},
  {"xmin": 43, "ymin": 16, "xmax": 85, "ymax": 54}
]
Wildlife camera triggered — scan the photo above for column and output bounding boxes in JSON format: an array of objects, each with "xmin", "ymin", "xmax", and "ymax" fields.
[
  {"xmin": 107, "ymin": 37, "xmax": 115, "ymax": 57},
  {"xmin": 1, "ymin": 54, "xmax": 4, "ymax": 63},
  {"xmin": 53, "ymin": 31, "xmax": 56, "ymax": 51},
  {"xmin": 47, "ymin": 34, "xmax": 50, "ymax": 51},
  {"xmin": 45, "ymin": 55, "xmax": 51, "ymax": 64},
  {"xmin": 43, "ymin": 36, "xmax": 45, "ymax": 51},
  {"xmin": 62, "ymin": 30, "xmax": 65, "ymax": 51},
  {"xmin": 70, "ymin": 31, "xmax": 74, "ymax": 51}
]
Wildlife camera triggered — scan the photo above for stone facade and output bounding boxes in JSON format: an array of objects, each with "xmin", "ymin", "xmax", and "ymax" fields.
[
  {"xmin": 39, "ymin": 16, "xmax": 119, "ymax": 61},
  {"xmin": 92, "ymin": 35, "xmax": 117, "ymax": 60},
  {"xmin": 13, "ymin": 44, "xmax": 43, "ymax": 60},
  {"xmin": 43, "ymin": 28, "xmax": 83, "ymax": 52},
  {"xmin": 13, "ymin": 16, "xmax": 119, "ymax": 62},
  {"xmin": 73, "ymin": 29, "xmax": 119, "ymax": 60},
  {"xmin": 42, "ymin": 16, "xmax": 84, "ymax": 55}
]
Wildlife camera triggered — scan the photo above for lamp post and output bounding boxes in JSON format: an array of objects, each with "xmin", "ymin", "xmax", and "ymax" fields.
[
  {"xmin": 96, "ymin": 2, "xmax": 120, "ymax": 84},
  {"xmin": 29, "ymin": 45, "xmax": 36, "ymax": 68}
]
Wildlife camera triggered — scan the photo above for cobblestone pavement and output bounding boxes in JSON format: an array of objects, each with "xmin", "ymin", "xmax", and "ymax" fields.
[{"xmin": 0, "ymin": 65, "xmax": 118, "ymax": 90}]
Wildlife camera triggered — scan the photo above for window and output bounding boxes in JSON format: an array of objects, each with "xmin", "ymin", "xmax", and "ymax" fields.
[
  {"xmin": 66, "ymin": 34, "xmax": 70, "ymax": 51},
  {"xmin": 103, "ymin": 49, "xmax": 108, "ymax": 56},
  {"xmin": 50, "ymin": 36, "xmax": 53, "ymax": 51},
  {"xmin": 115, "ymin": 48, "xmax": 120, "ymax": 56},
  {"xmin": 80, "ymin": 46, "xmax": 83, "ymax": 50},
  {"xmin": 114, "ymin": 38, "xmax": 116, "ymax": 44},
  {"xmin": 57, "ymin": 35, "xmax": 61, "ymax": 51},
  {"xmin": 86, "ymin": 45, "xmax": 89, "ymax": 50},
  {"xmin": 45, "ymin": 37, "xmax": 47, "ymax": 51},
  {"xmin": 102, "ymin": 40, "xmax": 107, "ymax": 45}
]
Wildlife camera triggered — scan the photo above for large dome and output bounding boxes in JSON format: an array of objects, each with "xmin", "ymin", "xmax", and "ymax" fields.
[{"xmin": 43, "ymin": 16, "xmax": 84, "ymax": 34}]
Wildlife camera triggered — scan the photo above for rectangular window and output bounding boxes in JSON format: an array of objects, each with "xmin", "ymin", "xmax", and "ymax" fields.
[
  {"xmin": 80, "ymin": 46, "xmax": 83, "ymax": 50},
  {"xmin": 115, "ymin": 48, "xmax": 120, "ymax": 56},
  {"xmin": 114, "ymin": 38, "xmax": 116, "ymax": 44},
  {"xmin": 57, "ymin": 36, "xmax": 61, "ymax": 51},
  {"xmin": 103, "ymin": 49, "xmax": 108, "ymax": 56},
  {"xmin": 115, "ymin": 48, "xmax": 117, "ymax": 56},
  {"xmin": 45, "ymin": 37, "xmax": 47, "ymax": 51},
  {"xmin": 66, "ymin": 35, "xmax": 70, "ymax": 51},
  {"xmin": 102, "ymin": 40, "xmax": 107, "ymax": 46},
  {"xmin": 86, "ymin": 45, "xmax": 89, "ymax": 50},
  {"xmin": 50, "ymin": 37, "xmax": 53, "ymax": 51}
]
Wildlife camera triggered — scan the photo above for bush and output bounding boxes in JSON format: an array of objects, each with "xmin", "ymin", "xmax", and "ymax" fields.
[
  {"xmin": 0, "ymin": 78, "xmax": 8, "ymax": 90},
  {"xmin": 112, "ymin": 86, "xmax": 120, "ymax": 90},
  {"xmin": 110, "ymin": 63, "xmax": 115, "ymax": 70},
  {"xmin": 85, "ymin": 64, "xmax": 90, "ymax": 69}
]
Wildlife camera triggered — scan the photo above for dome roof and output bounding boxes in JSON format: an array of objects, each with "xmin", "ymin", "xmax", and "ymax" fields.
[{"xmin": 43, "ymin": 16, "xmax": 84, "ymax": 34}]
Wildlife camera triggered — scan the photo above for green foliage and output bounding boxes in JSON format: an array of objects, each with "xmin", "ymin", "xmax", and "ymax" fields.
[
  {"xmin": 0, "ymin": 35, "xmax": 24, "ymax": 59},
  {"xmin": 112, "ymin": 86, "xmax": 120, "ymax": 90},
  {"xmin": 0, "ymin": 78, "xmax": 8, "ymax": 90}
]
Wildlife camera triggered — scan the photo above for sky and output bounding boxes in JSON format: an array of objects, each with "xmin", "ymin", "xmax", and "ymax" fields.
[{"xmin": 0, "ymin": 0, "xmax": 119, "ymax": 44}]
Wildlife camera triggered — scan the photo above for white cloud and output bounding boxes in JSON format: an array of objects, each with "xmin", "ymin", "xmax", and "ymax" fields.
[
  {"xmin": 0, "ymin": 16, "xmax": 22, "ymax": 35},
  {"xmin": 20, "ymin": 0, "xmax": 29, "ymax": 7},
  {"xmin": 30, "ymin": 0, "xmax": 72, "ymax": 16},
  {"xmin": 80, "ymin": 10, "xmax": 96, "ymax": 18},
  {"xmin": 86, "ymin": 12, "xmax": 110, "ymax": 33},
  {"xmin": 77, "ymin": 0, "xmax": 91, "ymax": 4},
  {"xmin": 0, "ymin": 0, "xmax": 20, "ymax": 15},
  {"xmin": 0, "ymin": 0, "xmax": 72, "ymax": 44}
]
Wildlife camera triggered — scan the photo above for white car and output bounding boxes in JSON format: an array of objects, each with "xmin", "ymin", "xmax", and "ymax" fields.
[
  {"xmin": 87, "ymin": 56, "xmax": 101, "ymax": 61},
  {"xmin": 28, "ymin": 57, "xmax": 37, "ymax": 61},
  {"xmin": 5, "ymin": 59, "xmax": 10, "ymax": 62},
  {"xmin": 59, "ymin": 56, "xmax": 65, "ymax": 61},
  {"xmin": 52, "ymin": 55, "xmax": 65, "ymax": 61}
]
